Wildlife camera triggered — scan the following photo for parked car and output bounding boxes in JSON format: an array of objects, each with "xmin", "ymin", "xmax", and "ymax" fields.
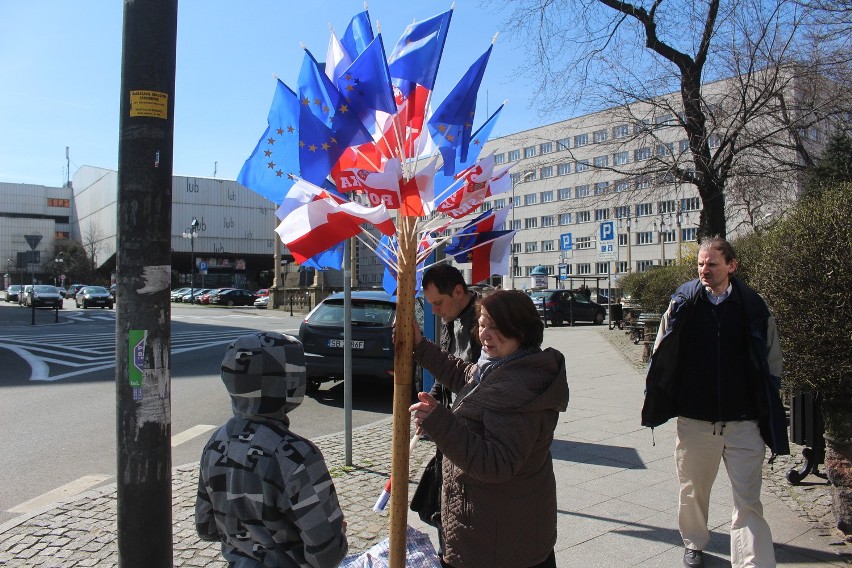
[
  {"xmin": 254, "ymin": 295, "xmax": 269, "ymax": 309},
  {"xmin": 19, "ymin": 285, "xmax": 33, "ymax": 305},
  {"xmin": 4, "ymin": 284, "xmax": 22, "ymax": 303},
  {"xmin": 24, "ymin": 284, "xmax": 64, "ymax": 309},
  {"xmin": 198, "ymin": 288, "xmax": 227, "ymax": 305},
  {"xmin": 170, "ymin": 287, "xmax": 191, "ymax": 302},
  {"xmin": 75, "ymin": 285, "xmax": 114, "ymax": 309},
  {"xmin": 210, "ymin": 288, "xmax": 257, "ymax": 306},
  {"xmin": 255, "ymin": 288, "xmax": 270, "ymax": 298},
  {"xmin": 181, "ymin": 288, "xmax": 212, "ymax": 304},
  {"xmin": 109, "ymin": 284, "xmax": 117, "ymax": 301},
  {"xmin": 529, "ymin": 289, "xmax": 607, "ymax": 326},
  {"xmin": 298, "ymin": 291, "xmax": 423, "ymax": 393},
  {"xmin": 67, "ymin": 284, "xmax": 87, "ymax": 300}
]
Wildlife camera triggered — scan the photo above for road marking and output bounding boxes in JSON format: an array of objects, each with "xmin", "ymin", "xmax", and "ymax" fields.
[
  {"xmin": 7, "ymin": 474, "xmax": 113, "ymax": 514},
  {"xmin": 172, "ymin": 424, "xmax": 216, "ymax": 447}
]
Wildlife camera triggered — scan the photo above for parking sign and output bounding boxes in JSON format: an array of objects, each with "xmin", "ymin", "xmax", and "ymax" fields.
[
  {"xmin": 560, "ymin": 233, "xmax": 573, "ymax": 251},
  {"xmin": 597, "ymin": 221, "xmax": 617, "ymax": 261}
]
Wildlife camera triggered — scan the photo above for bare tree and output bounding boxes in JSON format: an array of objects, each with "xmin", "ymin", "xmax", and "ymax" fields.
[
  {"xmin": 81, "ymin": 221, "xmax": 106, "ymax": 275},
  {"xmin": 489, "ymin": 0, "xmax": 850, "ymax": 237}
]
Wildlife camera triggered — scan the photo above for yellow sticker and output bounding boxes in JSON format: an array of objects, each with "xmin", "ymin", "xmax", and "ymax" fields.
[{"xmin": 129, "ymin": 90, "xmax": 169, "ymax": 119}]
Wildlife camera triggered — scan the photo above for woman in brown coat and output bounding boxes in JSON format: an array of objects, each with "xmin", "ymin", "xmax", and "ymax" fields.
[{"xmin": 409, "ymin": 290, "xmax": 569, "ymax": 568}]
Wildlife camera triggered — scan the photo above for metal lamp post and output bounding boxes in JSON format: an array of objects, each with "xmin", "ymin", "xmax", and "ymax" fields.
[
  {"xmin": 54, "ymin": 252, "xmax": 64, "ymax": 287},
  {"xmin": 675, "ymin": 207, "xmax": 683, "ymax": 263},
  {"xmin": 182, "ymin": 217, "xmax": 199, "ymax": 304},
  {"xmin": 625, "ymin": 217, "xmax": 632, "ymax": 274},
  {"xmin": 656, "ymin": 217, "xmax": 667, "ymax": 266}
]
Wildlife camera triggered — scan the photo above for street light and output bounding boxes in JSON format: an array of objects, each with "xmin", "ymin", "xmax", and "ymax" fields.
[
  {"xmin": 182, "ymin": 217, "xmax": 199, "ymax": 304},
  {"xmin": 54, "ymin": 251, "xmax": 64, "ymax": 287},
  {"xmin": 655, "ymin": 216, "xmax": 667, "ymax": 266}
]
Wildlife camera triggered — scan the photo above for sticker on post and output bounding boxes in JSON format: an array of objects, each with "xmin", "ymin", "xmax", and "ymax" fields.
[{"xmin": 129, "ymin": 330, "xmax": 146, "ymax": 389}]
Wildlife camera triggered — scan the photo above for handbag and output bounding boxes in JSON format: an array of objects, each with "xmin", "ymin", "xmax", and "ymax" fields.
[{"xmin": 410, "ymin": 449, "xmax": 442, "ymax": 527}]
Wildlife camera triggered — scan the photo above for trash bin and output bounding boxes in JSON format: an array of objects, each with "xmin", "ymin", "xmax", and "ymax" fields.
[
  {"xmin": 608, "ymin": 303, "xmax": 623, "ymax": 330},
  {"xmin": 638, "ymin": 312, "xmax": 661, "ymax": 363},
  {"xmin": 787, "ymin": 390, "xmax": 825, "ymax": 484}
]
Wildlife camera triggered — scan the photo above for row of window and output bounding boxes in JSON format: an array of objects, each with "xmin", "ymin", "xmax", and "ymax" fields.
[
  {"xmin": 514, "ymin": 257, "xmax": 678, "ymax": 277},
  {"xmin": 494, "ymin": 115, "xmax": 696, "ymax": 164},
  {"xmin": 505, "ymin": 192, "xmax": 701, "ymax": 214},
  {"xmin": 508, "ymin": 228, "xmax": 698, "ymax": 254}
]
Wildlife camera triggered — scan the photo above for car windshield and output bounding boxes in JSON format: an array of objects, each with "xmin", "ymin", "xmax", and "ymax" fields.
[
  {"xmin": 529, "ymin": 292, "xmax": 550, "ymax": 300},
  {"xmin": 8, "ymin": 285, "xmax": 21, "ymax": 291},
  {"xmin": 84, "ymin": 286, "xmax": 108, "ymax": 294},
  {"xmin": 309, "ymin": 300, "xmax": 395, "ymax": 326},
  {"xmin": 34, "ymin": 285, "xmax": 56, "ymax": 293}
]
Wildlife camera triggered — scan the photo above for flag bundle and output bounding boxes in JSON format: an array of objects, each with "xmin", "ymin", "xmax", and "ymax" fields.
[{"xmin": 238, "ymin": 7, "xmax": 516, "ymax": 284}]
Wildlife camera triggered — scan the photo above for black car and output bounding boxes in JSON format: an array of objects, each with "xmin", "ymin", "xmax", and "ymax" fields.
[
  {"xmin": 25, "ymin": 285, "xmax": 63, "ymax": 309},
  {"xmin": 530, "ymin": 289, "xmax": 607, "ymax": 326},
  {"xmin": 75, "ymin": 285, "xmax": 114, "ymax": 309},
  {"xmin": 298, "ymin": 291, "xmax": 423, "ymax": 393},
  {"xmin": 4, "ymin": 285, "xmax": 22, "ymax": 303},
  {"xmin": 209, "ymin": 288, "xmax": 257, "ymax": 306}
]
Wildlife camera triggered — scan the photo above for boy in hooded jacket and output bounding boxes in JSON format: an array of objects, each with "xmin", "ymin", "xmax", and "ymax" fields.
[{"xmin": 195, "ymin": 331, "xmax": 348, "ymax": 567}]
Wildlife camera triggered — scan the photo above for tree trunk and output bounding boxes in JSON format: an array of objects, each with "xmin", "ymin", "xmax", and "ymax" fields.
[{"xmin": 822, "ymin": 398, "xmax": 852, "ymax": 535}]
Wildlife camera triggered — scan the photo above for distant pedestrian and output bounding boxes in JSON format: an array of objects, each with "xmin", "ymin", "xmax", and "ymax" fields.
[
  {"xmin": 195, "ymin": 331, "xmax": 348, "ymax": 568},
  {"xmin": 641, "ymin": 237, "xmax": 788, "ymax": 568},
  {"xmin": 406, "ymin": 290, "xmax": 569, "ymax": 568}
]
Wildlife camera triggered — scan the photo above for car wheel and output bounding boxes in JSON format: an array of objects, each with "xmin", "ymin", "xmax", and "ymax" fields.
[
  {"xmin": 109, "ymin": 304, "xmax": 113, "ymax": 310},
  {"xmin": 594, "ymin": 311, "xmax": 605, "ymax": 325},
  {"xmin": 552, "ymin": 312, "xmax": 564, "ymax": 327},
  {"xmin": 228, "ymin": 300, "xmax": 235, "ymax": 306}
]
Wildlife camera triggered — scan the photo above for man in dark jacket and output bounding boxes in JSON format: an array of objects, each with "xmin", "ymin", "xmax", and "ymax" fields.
[
  {"xmin": 641, "ymin": 237, "xmax": 787, "ymax": 568},
  {"xmin": 195, "ymin": 332, "xmax": 348, "ymax": 567}
]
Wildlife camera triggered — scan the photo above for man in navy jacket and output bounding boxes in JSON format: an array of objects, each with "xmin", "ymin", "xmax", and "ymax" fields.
[{"xmin": 642, "ymin": 237, "xmax": 788, "ymax": 568}]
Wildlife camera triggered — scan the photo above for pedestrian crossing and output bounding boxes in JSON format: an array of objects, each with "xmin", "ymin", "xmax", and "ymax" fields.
[{"xmin": 0, "ymin": 328, "xmax": 293, "ymax": 382}]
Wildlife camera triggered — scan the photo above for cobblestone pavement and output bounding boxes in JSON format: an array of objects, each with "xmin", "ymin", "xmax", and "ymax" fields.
[{"xmin": 0, "ymin": 420, "xmax": 434, "ymax": 567}]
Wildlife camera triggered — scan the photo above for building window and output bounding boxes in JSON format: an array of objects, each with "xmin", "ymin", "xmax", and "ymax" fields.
[
  {"xmin": 542, "ymin": 239, "xmax": 556, "ymax": 252},
  {"xmin": 635, "ymin": 202, "xmax": 653, "ymax": 216},
  {"xmin": 593, "ymin": 129, "xmax": 608, "ymax": 143},
  {"xmin": 47, "ymin": 198, "xmax": 71, "ymax": 208},
  {"xmin": 613, "ymin": 124, "xmax": 630, "ymax": 138},
  {"xmin": 557, "ymin": 163, "xmax": 571, "ymax": 176},
  {"xmin": 682, "ymin": 227, "xmax": 698, "ymax": 241},
  {"xmin": 637, "ymin": 231, "xmax": 654, "ymax": 244},
  {"xmin": 575, "ymin": 160, "xmax": 590, "ymax": 172},
  {"xmin": 574, "ymin": 133, "xmax": 589, "ymax": 147},
  {"xmin": 578, "ymin": 263, "xmax": 592, "ymax": 275},
  {"xmin": 508, "ymin": 149, "xmax": 521, "ymax": 161},
  {"xmin": 661, "ymin": 230, "xmax": 677, "ymax": 243},
  {"xmin": 576, "ymin": 236, "xmax": 593, "ymax": 249},
  {"xmin": 614, "ymin": 151, "xmax": 629, "ymax": 165},
  {"xmin": 679, "ymin": 139, "xmax": 690, "ymax": 153},
  {"xmin": 597, "ymin": 262, "xmax": 610, "ymax": 274},
  {"xmin": 562, "ymin": 264, "xmax": 573, "ymax": 275},
  {"xmin": 512, "ymin": 243, "xmax": 522, "ymax": 254},
  {"xmin": 595, "ymin": 208, "xmax": 610, "ymax": 221},
  {"xmin": 524, "ymin": 146, "xmax": 537, "ymax": 158},
  {"xmin": 524, "ymin": 217, "xmax": 538, "ymax": 229},
  {"xmin": 708, "ymin": 134, "xmax": 721, "ymax": 148},
  {"xmin": 541, "ymin": 190, "xmax": 554, "ymax": 203},
  {"xmin": 635, "ymin": 175, "xmax": 651, "ymax": 190},
  {"xmin": 637, "ymin": 260, "xmax": 655, "ymax": 272},
  {"xmin": 615, "ymin": 179, "xmax": 631, "ymax": 192},
  {"xmin": 656, "ymin": 142, "xmax": 674, "ymax": 157},
  {"xmin": 575, "ymin": 184, "xmax": 590, "ymax": 198},
  {"xmin": 682, "ymin": 197, "xmax": 701, "ymax": 211},
  {"xmin": 559, "ymin": 212, "xmax": 572, "ymax": 225},
  {"xmin": 594, "ymin": 182, "xmax": 609, "ymax": 195},
  {"xmin": 493, "ymin": 198, "xmax": 507, "ymax": 209},
  {"xmin": 524, "ymin": 193, "xmax": 538, "ymax": 206},
  {"xmin": 615, "ymin": 205, "xmax": 630, "ymax": 218},
  {"xmin": 512, "ymin": 219, "xmax": 521, "ymax": 231},
  {"xmin": 558, "ymin": 187, "xmax": 572, "ymax": 200},
  {"xmin": 616, "ymin": 261, "xmax": 628, "ymax": 273},
  {"xmin": 525, "ymin": 241, "xmax": 538, "ymax": 253},
  {"xmin": 658, "ymin": 200, "xmax": 677, "ymax": 214},
  {"xmin": 540, "ymin": 165, "xmax": 554, "ymax": 179},
  {"xmin": 494, "ymin": 153, "xmax": 505, "ymax": 164},
  {"xmin": 557, "ymin": 138, "xmax": 570, "ymax": 150},
  {"xmin": 593, "ymin": 155, "xmax": 608, "ymax": 168},
  {"xmin": 523, "ymin": 169, "xmax": 536, "ymax": 181},
  {"xmin": 654, "ymin": 114, "xmax": 674, "ymax": 128},
  {"xmin": 55, "ymin": 231, "xmax": 70, "ymax": 240},
  {"xmin": 541, "ymin": 215, "xmax": 556, "ymax": 227},
  {"xmin": 618, "ymin": 233, "xmax": 628, "ymax": 246},
  {"xmin": 576, "ymin": 210, "xmax": 591, "ymax": 223},
  {"xmin": 479, "ymin": 202, "xmax": 492, "ymax": 212},
  {"xmin": 540, "ymin": 141, "xmax": 553, "ymax": 154},
  {"xmin": 634, "ymin": 147, "xmax": 652, "ymax": 161},
  {"xmin": 634, "ymin": 119, "xmax": 652, "ymax": 134},
  {"xmin": 512, "ymin": 194, "xmax": 521, "ymax": 208}
]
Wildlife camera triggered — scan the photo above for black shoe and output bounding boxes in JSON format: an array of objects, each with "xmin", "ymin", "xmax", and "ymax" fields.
[{"xmin": 683, "ymin": 548, "xmax": 704, "ymax": 568}]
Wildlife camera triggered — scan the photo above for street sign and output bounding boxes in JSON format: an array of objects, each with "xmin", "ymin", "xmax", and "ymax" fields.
[
  {"xmin": 24, "ymin": 234, "xmax": 42, "ymax": 250},
  {"xmin": 560, "ymin": 232, "xmax": 573, "ymax": 251},
  {"xmin": 199, "ymin": 261, "xmax": 208, "ymax": 273},
  {"xmin": 597, "ymin": 221, "xmax": 618, "ymax": 261}
]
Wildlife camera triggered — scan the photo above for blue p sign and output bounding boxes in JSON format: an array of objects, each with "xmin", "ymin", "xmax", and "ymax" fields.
[{"xmin": 600, "ymin": 221, "xmax": 615, "ymax": 241}]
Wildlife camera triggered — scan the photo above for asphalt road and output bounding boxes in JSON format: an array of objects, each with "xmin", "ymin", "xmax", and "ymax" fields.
[{"xmin": 0, "ymin": 299, "xmax": 396, "ymax": 526}]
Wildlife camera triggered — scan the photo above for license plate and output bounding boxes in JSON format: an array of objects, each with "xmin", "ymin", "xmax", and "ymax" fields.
[{"xmin": 328, "ymin": 339, "xmax": 365, "ymax": 349}]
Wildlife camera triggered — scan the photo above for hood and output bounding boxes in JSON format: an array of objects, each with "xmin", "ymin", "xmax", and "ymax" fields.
[
  {"xmin": 220, "ymin": 331, "xmax": 307, "ymax": 424},
  {"xmin": 474, "ymin": 348, "xmax": 569, "ymax": 413}
]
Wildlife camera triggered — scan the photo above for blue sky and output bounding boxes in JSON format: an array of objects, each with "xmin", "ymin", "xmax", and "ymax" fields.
[{"xmin": 0, "ymin": 1, "xmax": 553, "ymax": 188}]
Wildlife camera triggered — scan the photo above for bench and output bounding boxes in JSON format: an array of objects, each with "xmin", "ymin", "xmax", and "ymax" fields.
[{"xmin": 624, "ymin": 325, "xmax": 645, "ymax": 344}]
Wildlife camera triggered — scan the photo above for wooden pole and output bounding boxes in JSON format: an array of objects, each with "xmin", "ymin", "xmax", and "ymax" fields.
[{"xmin": 388, "ymin": 215, "xmax": 417, "ymax": 567}]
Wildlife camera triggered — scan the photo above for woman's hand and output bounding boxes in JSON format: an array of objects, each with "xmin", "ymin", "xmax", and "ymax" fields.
[{"xmin": 409, "ymin": 391, "xmax": 439, "ymax": 435}]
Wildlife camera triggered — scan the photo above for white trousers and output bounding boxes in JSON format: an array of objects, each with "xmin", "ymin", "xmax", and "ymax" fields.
[{"xmin": 675, "ymin": 417, "xmax": 776, "ymax": 568}]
